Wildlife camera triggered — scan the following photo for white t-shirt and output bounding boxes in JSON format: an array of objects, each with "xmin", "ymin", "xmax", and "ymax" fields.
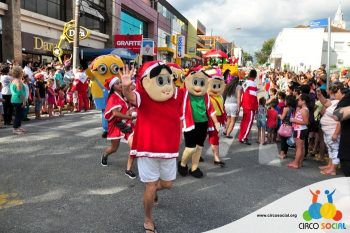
[
  {"xmin": 23, "ymin": 66, "xmax": 34, "ymax": 82},
  {"xmin": 0, "ymin": 75, "xmax": 13, "ymax": 95},
  {"xmin": 320, "ymin": 100, "xmax": 339, "ymax": 135}
]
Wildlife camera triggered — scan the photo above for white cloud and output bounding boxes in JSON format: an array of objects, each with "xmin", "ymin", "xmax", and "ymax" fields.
[{"xmin": 168, "ymin": 0, "xmax": 350, "ymax": 55}]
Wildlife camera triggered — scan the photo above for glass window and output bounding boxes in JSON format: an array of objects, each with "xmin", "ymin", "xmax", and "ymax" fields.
[
  {"xmin": 79, "ymin": 0, "xmax": 106, "ymax": 33},
  {"xmin": 21, "ymin": 0, "xmax": 65, "ymax": 21},
  {"xmin": 334, "ymin": 42, "xmax": 344, "ymax": 51},
  {"xmin": 120, "ymin": 11, "xmax": 148, "ymax": 37}
]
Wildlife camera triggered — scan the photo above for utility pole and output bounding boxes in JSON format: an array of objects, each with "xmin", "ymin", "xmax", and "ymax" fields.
[{"xmin": 72, "ymin": 0, "xmax": 80, "ymax": 70}]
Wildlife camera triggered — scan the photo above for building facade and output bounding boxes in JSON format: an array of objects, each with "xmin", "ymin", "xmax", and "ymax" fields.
[{"xmin": 1, "ymin": 0, "xmax": 112, "ymax": 65}]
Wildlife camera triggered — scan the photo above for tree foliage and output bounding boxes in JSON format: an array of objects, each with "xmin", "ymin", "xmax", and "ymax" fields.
[
  {"xmin": 242, "ymin": 51, "xmax": 253, "ymax": 66},
  {"xmin": 255, "ymin": 38, "xmax": 275, "ymax": 65}
]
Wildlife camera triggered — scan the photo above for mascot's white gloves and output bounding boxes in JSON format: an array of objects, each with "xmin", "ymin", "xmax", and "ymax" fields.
[{"xmin": 215, "ymin": 122, "xmax": 221, "ymax": 132}]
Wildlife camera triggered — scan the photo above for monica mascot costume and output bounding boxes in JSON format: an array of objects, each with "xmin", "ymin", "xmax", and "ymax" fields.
[
  {"xmin": 178, "ymin": 67, "xmax": 220, "ymax": 178},
  {"xmin": 207, "ymin": 68, "xmax": 226, "ymax": 167},
  {"xmin": 85, "ymin": 54, "xmax": 124, "ymax": 136}
]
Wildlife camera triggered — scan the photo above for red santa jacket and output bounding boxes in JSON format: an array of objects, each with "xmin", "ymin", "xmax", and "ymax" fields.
[
  {"xmin": 241, "ymin": 78, "xmax": 258, "ymax": 111},
  {"xmin": 71, "ymin": 72, "xmax": 89, "ymax": 93},
  {"xmin": 130, "ymin": 86, "xmax": 184, "ymax": 159},
  {"xmin": 182, "ymin": 90, "xmax": 216, "ymax": 132}
]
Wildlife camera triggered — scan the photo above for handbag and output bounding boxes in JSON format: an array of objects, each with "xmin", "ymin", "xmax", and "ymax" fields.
[
  {"xmin": 278, "ymin": 123, "xmax": 293, "ymax": 137},
  {"xmin": 115, "ymin": 121, "xmax": 133, "ymax": 134}
]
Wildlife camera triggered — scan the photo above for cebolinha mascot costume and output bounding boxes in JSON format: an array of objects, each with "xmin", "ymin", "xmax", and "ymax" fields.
[
  {"xmin": 207, "ymin": 68, "xmax": 226, "ymax": 167},
  {"xmin": 85, "ymin": 54, "xmax": 124, "ymax": 137},
  {"xmin": 122, "ymin": 61, "xmax": 185, "ymax": 232},
  {"xmin": 167, "ymin": 63, "xmax": 185, "ymax": 88},
  {"xmin": 178, "ymin": 66, "xmax": 220, "ymax": 178}
]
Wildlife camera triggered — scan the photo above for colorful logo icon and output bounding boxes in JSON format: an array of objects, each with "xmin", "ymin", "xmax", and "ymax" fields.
[{"xmin": 303, "ymin": 189, "xmax": 342, "ymax": 222}]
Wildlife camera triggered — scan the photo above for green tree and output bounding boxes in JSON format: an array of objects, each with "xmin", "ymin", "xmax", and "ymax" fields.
[
  {"xmin": 242, "ymin": 51, "xmax": 253, "ymax": 66},
  {"xmin": 255, "ymin": 38, "xmax": 275, "ymax": 65}
]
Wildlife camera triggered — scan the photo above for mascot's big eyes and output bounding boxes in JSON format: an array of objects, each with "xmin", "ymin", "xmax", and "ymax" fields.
[
  {"xmin": 97, "ymin": 64, "xmax": 107, "ymax": 75},
  {"xmin": 213, "ymin": 84, "xmax": 217, "ymax": 89},
  {"xmin": 193, "ymin": 78, "xmax": 205, "ymax": 87},
  {"xmin": 156, "ymin": 76, "xmax": 171, "ymax": 86},
  {"xmin": 110, "ymin": 64, "xmax": 121, "ymax": 75}
]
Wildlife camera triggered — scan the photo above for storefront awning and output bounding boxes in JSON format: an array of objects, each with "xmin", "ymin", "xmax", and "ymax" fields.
[
  {"xmin": 80, "ymin": 48, "xmax": 137, "ymax": 60},
  {"xmin": 157, "ymin": 47, "xmax": 175, "ymax": 53}
]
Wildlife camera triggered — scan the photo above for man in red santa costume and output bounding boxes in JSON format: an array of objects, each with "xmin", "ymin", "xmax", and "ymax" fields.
[
  {"xmin": 178, "ymin": 67, "xmax": 220, "ymax": 178},
  {"xmin": 121, "ymin": 61, "xmax": 184, "ymax": 233},
  {"xmin": 72, "ymin": 66, "xmax": 89, "ymax": 112},
  {"xmin": 238, "ymin": 69, "xmax": 258, "ymax": 145}
]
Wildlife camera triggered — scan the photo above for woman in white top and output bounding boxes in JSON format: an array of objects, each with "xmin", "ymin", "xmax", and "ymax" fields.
[
  {"xmin": 0, "ymin": 64, "xmax": 13, "ymax": 125},
  {"xmin": 288, "ymin": 94, "xmax": 309, "ymax": 169},
  {"xmin": 316, "ymin": 85, "xmax": 345, "ymax": 175},
  {"xmin": 223, "ymin": 77, "xmax": 241, "ymax": 138}
]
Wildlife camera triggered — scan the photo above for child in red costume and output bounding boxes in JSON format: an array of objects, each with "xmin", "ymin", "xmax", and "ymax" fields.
[
  {"xmin": 101, "ymin": 76, "xmax": 136, "ymax": 179},
  {"xmin": 122, "ymin": 62, "xmax": 184, "ymax": 233},
  {"xmin": 238, "ymin": 69, "xmax": 258, "ymax": 145},
  {"xmin": 207, "ymin": 68, "xmax": 226, "ymax": 167}
]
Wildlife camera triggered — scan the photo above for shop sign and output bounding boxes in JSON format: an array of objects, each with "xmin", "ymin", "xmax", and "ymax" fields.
[
  {"xmin": 114, "ymin": 34, "xmax": 143, "ymax": 54},
  {"xmin": 141, "ymin": 39, "xmax": 155, "ymax": 56},
  {"xmin": 177, "ymin": 35, "xmax": 185, "ymax": 58}
]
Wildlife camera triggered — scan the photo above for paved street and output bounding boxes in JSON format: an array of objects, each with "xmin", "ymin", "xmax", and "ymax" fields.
[{"xmin": 0, "ymin": 111, "xmax": 338, "ymax": 233}]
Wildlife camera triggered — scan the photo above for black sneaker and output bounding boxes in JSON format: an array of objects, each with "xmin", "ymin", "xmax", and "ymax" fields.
[
  {"xmin": 101, "ymin": 154, "xmax": 108, "ymax": 166},
  {"xmin": 189, "ymin": 168, "xmax": 203, "ymax": 178},
  {"xmin": 101, "ymin": 132, "xmax": 108, "ymax": 138},
  {"xmin": 214, "ymin": 160, "xmax": 225, "ymax": 167},
  {"xmin": 239, "ymin": 139, "xmax": 251, "ymax": 145},
  {"xmin": 125, "ymin": 170, "xmax": 136, "ymax": 179},
  {"xmin": 199, "ymin": 157, "xmax": 204, "ymax": 162},
  {"xmin": 178, "ymin": 161, "xmax": 188, "ymax": 176}
]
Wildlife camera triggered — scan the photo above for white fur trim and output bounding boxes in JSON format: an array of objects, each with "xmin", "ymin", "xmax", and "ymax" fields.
[
  {"xmin": 182, "ymin": 125, "xmax": 195, "ymax": 132},
  {"xmin": 105, "ymin": 105, "xmax": 122, "ymax": 121},
  {"xmin": 130, "ymin": 150, "xmax": 178, "ymax": 159},
  {"xmin": 134, "ymin": 91, "xmax": 141, "ymax": 107},
  {"xmin": 107, "ymin": 136, "xmax": 124, "ymax": 140}
]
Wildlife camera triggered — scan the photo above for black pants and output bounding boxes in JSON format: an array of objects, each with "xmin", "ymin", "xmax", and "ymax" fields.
[
  {"xmin": 3, "ymin": 94, "xmax": 13, "ymax": 124},
  {"xmin": 13, "ymin": 103, "xmax": 23, "ymax": 129},
  {"xmin": 340, "ymin": 160, "xmax": 350, "ymax": 177},
  {"xmin": 280, "ymin": 136, "xmax": 289, "ymax": 154},
  {"xmin": 184, "ymin": 122, "xmax": 208, "ymax": 148}
]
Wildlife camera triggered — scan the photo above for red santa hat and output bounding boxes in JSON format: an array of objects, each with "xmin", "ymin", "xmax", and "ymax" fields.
[
  {"xmin": 34, "ymin": 73, "xmax": 44, "ymax": 80},
  {"xmin": 104, "ymin": 76, "xmax": 120, "ymax": 90},
  {"xmin": 185, "ymin": 65, "xmax": 207, "ymax": 77},
  {"xmin": 136, "ymin": 61, "xmax": 167, "ymax": 80},
  {"xmin": 167, "ymin": 63, "xmax": 182, "ymax": 70},
  {"xmin": 208, "ymin": 68, "xmax": 224, "ymax": 81}
]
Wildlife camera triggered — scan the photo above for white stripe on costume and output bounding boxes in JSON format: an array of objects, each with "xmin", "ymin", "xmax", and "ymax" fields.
[
  {"xmin": 134, "ymin": 91, "xmax": 141, "ymax": 108},
  {"xmin": 182, "ymin": 91, "xmax": 189, "ymax": 130},
  {"xmin": 104, "ymin": 105, "xmax": 122, "ymax": 120},
  {"xmin": 130, "ymin": 150, "xmax": 178, "ymax": 159},
  {"xmin": 243, "ymin": 110, "xmax": 254, "ymax": 140}
]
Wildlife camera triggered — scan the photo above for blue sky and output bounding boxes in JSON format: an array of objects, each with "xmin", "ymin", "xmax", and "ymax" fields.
[{"xmin": 168, "ymin": 0, "xmax": 350, "ymax": 55}]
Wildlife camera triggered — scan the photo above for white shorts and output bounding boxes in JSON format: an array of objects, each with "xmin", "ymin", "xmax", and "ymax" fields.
[
  {"xmin": 137, "ymin": 157, "xmax": 177, "ymax": 183},
  {"xmin": 225, "ymin": 103, "xmax": 238, "ymax": 117}
]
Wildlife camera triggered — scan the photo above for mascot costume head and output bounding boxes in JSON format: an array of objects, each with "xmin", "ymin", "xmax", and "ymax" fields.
[
  {"xmin": 86, "ymin": 54, "xmax": 124, "ymax": 110},
  {"xmin": 167, "ymin": 63, "xmax": 185, "ymax": 88},
  {"xmin": 136, "ymin": 61, "xmax": 175, "ymax": 102},
  {"xmin": 179, "ymin": 66, "xmax": 218, "ymax": 178},
  {"xmin": 85, "ymin": 54, "xmax": 124, "ymax": 135}
]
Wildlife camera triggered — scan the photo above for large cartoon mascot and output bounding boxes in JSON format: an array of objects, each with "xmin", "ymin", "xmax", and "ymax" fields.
[
  {"xmin": 207, "ymin": 68, "xmax": 226, "ymax": 167},
  {"xmin": 178, "ymin": 66, "xmax": 220, "ymax": 178},
  {"xmin": 167, "ymin": 63, "xmax": 185, "ymax": 88},
  {"xmin": 85, "ymin": 54, "xmax": 124, "ymax": 138},
  {"xmin": 121, "ymin": 61, "xmax": 185, "ymax": 232}
]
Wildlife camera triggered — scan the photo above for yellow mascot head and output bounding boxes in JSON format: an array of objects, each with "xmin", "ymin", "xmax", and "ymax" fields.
[
  {"xmin": 86, "ymin": 54, "xmax": 124, "ymax": 99},
  {"xmin": 167, "ymin": 63, "xmax": 185, "ymax": 88}
]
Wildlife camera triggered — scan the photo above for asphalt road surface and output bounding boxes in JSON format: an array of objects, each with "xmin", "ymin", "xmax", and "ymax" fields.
[{"xmin": 0, "ymin": 110, "xmax": 337, "ymax": 233}]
